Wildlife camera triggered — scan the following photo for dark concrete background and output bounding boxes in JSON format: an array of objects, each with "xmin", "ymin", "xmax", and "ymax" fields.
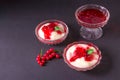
[{"xmin": 0, "ymin": 0, "xmax": 120, "ymax": 80}]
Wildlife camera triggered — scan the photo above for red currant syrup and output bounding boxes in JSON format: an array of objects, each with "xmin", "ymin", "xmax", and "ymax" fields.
[
  {"xmin": 78, "ymin": 9, "xmax": 106, "ymax": 24},
  {"xmin": 42, "ymin": 22, "xmax": 63, "ymax": 39},
  {"xmin": 70, "ymin": 47, "xmax": 94, "ymax": 62}
]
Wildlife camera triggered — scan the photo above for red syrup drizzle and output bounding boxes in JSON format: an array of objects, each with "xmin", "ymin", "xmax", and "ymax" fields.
[
  {"xmin": 70, "ymin": 46, "xmax": 94, "ymax": 62},
  {"xmin": 41, "ymin": 22, "xmax": 63, "ymax": 39},
  {"xmin": 78, "ymin": 9, "xmax": 106, "ymax": 24}
]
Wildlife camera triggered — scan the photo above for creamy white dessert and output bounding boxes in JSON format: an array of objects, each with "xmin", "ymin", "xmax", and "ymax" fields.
[{"xmin": 66, "ymin": 44, "xmax": 99, "ymax": 68}]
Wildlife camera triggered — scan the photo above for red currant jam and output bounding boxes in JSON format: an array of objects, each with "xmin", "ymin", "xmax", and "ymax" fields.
[
  {"xmin": 70, "ymin": 47, "xmax": 94, "ymax": 62},
  {"xmin": 77, "ymin": 9, "xmax": 106, "ymax": 24},
  {"xmin": 41, "ymin": 22, "xmax": 63, "ymax": 39}
]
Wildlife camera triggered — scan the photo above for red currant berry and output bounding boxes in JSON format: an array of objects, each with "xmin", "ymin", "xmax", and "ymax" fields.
[
  {"xmin": 86, "ymin": 46, "xmax": 90, "ymax": 50},
  {"xmin": 46, "ymin": 56, "xmax": 50, "ymax": 60},
  {"xmin": 49, "ymin": 48, "xmax": 54, "ymax": 52},
  {"xmin": 51, "ymin": 52, "xmax": 56, "ymax": 56},
  {"xmin": 85, "ymin": 55, "xmax": 94, "ymax": 61},
  {"xmin": 57, "ymin": 30, "xmax": 62, "ymax": 34},
  {"xmin": 46, "ymin": 50, "xmax": 51, "ymax": 54},
  {"xmin": 37, "ymin": 55, "xmax": 40, "ymax": 58},
  {"xmin": 41, "ymin": 56, "xmax": 46, "ymax": 61},
  {"xmin": 41, "ymin": 60, "xmax": 45, "ymax": 64},
  {"xmin": 46, "ymin": 48, "xmax": 54, "ymax": 54},
  {"xmin": 37, "ymin": 60, "xmax": 41, "ymax": 64},
  {"xmin": 36, "ymin": 57, "xmax": 40, "ymax": 61},
  {"xmin": 36, "ymin": 55, "xmax": 41, "ymax": 61},
  {"xmin": 46, "ymin": 52, "xmax": 51, "ymax": 56},
  {"xmin": 48, "ymin": 55, "xmax": 54, "ymax": 59},
  {"xmin": 43, "ymin": 53, "xmax": 48, "ymax": 57},
  {"xmin": 39, "ymin": 62, "xmax": 44, "ymax": 66},
  {"xmin": 55, "ymin": 54, "xmax": 60, "ymax": 59}
]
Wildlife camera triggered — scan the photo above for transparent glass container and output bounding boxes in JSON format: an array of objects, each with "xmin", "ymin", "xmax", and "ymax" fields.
[
  {"xmin": 63, "ymin": 41, "xmax": 102, "ymax": 71},
  {"xmin": 75, "ymin": 4, "xmax": 110, "ymax": 40},
  {"xmin": 35, "ymin": 19, "xmax": 69, "ymax": 45}
]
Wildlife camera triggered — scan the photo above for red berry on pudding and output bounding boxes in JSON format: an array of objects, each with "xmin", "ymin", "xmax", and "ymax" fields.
[
  {"xmin": 35, "ymin": 20, "xmax": 69, "ymax": 45},
  {"xmin": 63, "ymin": 41, "xmax": 102, "ymax": 71}
]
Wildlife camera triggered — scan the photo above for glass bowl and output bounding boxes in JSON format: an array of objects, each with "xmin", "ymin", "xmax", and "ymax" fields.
[
  {"xmin": 35, "ymin": 19, "xmax": 69, "ymax": 45},
  {"xmin": 75, "ymin": 4, "xmax": 110, "ymax": 40},
  {"xmin": 63, "ymin": 41, "xmax": 102, "ymax": 71}
]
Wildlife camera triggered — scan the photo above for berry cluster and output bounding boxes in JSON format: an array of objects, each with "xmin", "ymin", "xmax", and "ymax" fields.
[{"xmin": 36, "ymin": 48, "xmax": 61, "ymax": 66}]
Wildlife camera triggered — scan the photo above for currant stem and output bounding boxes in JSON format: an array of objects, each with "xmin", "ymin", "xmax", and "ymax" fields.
[{"xmin": 40, "ymin": 49, "xmax": 43, "ymax": 56}]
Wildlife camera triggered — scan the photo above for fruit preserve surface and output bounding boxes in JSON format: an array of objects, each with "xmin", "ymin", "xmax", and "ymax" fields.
[{"xmin": 77, "ymin": 9, "xmax": 106, "ymax": 24}]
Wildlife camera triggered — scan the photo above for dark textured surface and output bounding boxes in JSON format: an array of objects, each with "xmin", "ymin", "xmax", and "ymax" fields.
[{"xmin": 0, "ymin": 0, "xmax": 120, "ymax": 80}]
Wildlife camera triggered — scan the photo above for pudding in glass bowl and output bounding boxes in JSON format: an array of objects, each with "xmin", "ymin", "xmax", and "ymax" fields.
[
  {"xmin": 35, "ymin": 19, "xmax": 69, "ymax": 45},
  {"xmin": 63, "ymin": 41, "xmax": 102, "ymax": 71}
]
